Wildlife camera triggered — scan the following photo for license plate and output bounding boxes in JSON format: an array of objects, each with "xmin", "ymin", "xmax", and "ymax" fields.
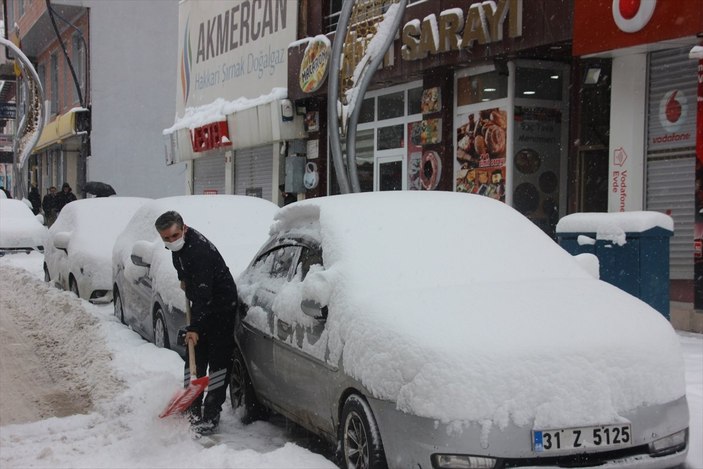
[{"xmin": 533, "ymin": 424, "xmax": 632, "ymax": 452}]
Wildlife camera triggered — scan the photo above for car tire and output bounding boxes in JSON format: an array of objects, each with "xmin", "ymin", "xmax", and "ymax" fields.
[
  {"xmin": 153, "ymin": 307, "xmax": 170, "ymax": 349},
  {"xmin": 43, "ymin": 264, "xmax": 50, "ymax": 283},
  {"xmin": 69, "ymin": 276, "xmax": 79, "ymax": 298},
  {"xmin": 339, "ymin": 394, "xmax": 388, "ymax": 469},
  {"xmin": 230, "ymin": 347, "xmax": 269, "ymax": 423},
  {"xmin": 113, "ymin": 288, "xmax": 125, "ymax": 324}
]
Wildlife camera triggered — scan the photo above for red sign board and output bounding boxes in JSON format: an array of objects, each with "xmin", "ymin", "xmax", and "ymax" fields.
[
  {"xmin": 573, "ymin": 0, "xmax": 703, "ymax": 56},
  {"xmin": 190, "ymin": 121, "xmax": 232, "ymax": 153}
]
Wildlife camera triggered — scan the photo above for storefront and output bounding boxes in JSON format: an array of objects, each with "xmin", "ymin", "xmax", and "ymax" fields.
[
  {"xmin": 287, "ymin": 0, "xmax": 573, "ymax": 237},
  {"xmin": 163, "ymin": 0, "xmax": 305, "ymax": 204},
  {"xmin": 32, "ymin": 108, "xmax": 85, "ymax": 195},
  {"xmin": 573, "ymin": 0, "xmax": 703, "ymax": 306}
]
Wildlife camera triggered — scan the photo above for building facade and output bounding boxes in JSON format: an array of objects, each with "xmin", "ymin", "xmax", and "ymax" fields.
[
  {"xmin": 4, "ymin": 0, "xmax": 185, "ymax": 200},
  {"xmin": 162, "ymin": 0, "xmax": 305, "ymax": 204},
  {"xmin": 572, "ymin": 0, "xmax": 703, "ymax": 312}
]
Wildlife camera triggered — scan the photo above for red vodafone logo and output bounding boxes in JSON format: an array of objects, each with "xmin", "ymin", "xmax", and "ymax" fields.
[
  {"xmin": 658, "ymin": 90, "xmax": 688, "ymax": 133},
  {"xmin": 612, "ymin": 0, "xmax": 657, "ymax": 33}
]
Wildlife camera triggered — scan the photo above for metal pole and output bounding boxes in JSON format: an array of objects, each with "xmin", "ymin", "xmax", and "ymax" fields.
[
  {"xmin": 327, "ymin": 0, "xmax": 355, "ymax": 194},
  {"xmin": 346, "ymin": 0, "xmax": 406, "ymax": 193},
  {"xmin": 0, "ymin": 36, "xmax": 45, "ymax": 200}
]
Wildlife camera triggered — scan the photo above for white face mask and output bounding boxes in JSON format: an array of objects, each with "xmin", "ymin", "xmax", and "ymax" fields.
[{"xmin": 165, "ymin": 236, "xmax": 185, "ymax": 252}]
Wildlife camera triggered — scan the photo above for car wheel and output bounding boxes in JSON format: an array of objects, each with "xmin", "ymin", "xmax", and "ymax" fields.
[
  {"xmin": 69, "ymin": 276, "xmax": 79, "ymax": 298},
  {"xmin": 153, "ymin": 307, "xmax": 170, "ymax": 349},
  {"xmin": 43, "ymin": 264, "xmax": 50, "ymax": 283},
  {"xmin": 339, "ymin": 394, "xmax": 387, "ymax": 469},
  {"xmin": 230, "ymin": 347, "xmax": 269, "ymax": 423},
  {"xmin": 113, "ymin": 288, "xmax": 125, "ymax": 324}
]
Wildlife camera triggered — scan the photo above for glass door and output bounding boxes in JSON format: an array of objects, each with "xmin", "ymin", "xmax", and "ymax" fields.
[{"xmin": 376, "ymin": 154, "xmax": 404, "ymax": 191}]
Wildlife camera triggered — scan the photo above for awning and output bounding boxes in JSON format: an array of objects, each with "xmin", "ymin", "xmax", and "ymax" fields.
[{"xmin": 34, "ymin": 109, "xmax": 81, "ymax": 152}]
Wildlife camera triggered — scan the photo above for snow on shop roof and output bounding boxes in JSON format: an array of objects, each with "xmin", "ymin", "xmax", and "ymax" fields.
[
  {"xmin": 162, "ymin": 88, "xmax": 288, "ymax": 135},
  {"xmin": 263, "ymin": 192, "xmax": 686, "ymax": 429}
]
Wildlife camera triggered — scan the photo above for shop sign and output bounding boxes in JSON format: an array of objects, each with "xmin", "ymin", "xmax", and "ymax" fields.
[
  {"xmin": 190, "ymin": 121, "xmax": 232, "ymax": 153},
  {"xmin": 649, "ymin": 89, "xmax": 694, "ymax": 150},
  {"xmin": 176, "ymin": 0, "xmax": 297, "ymax": 115},
  {"xmin": 299, "ymin": 36, "xmax": 331, "ymax": 93},
  {"xmin": 611, "ymin": 147, "xmax": 629, "ymax": 212},
  {"xmin": 401, "ymin": 0, "xmax": 523, "ymax": 61},
  {"xmin": 574, "ymin": 0, "xmax": 703, "ymax": 56}
]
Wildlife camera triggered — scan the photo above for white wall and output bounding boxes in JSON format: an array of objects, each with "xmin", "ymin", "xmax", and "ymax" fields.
[
  {"xmin": 608, "ymin": 53, "xmax": 647, "ymax": 212},
  {"xmin": 85, "ymin": 0, "xmax": 185, "ymax": 198}
]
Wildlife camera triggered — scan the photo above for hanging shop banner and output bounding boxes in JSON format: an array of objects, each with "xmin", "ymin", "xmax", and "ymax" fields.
[
  {"xmin": 512, "ymin": 106, "xmax": 562, "ymax": 234},
  {"xmin": 454, "ymin": 107, "xmax": 507, "ymax": 201},
  {"xmin": 176, "ymin": 0, "xmax": 297, "ymax": 115},
  {"xmin": 573, "ymin": 0, "xmax": 703, "ymax": 56}
]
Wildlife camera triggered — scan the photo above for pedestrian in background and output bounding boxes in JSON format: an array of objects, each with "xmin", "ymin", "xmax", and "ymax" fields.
[
  {"xmin": 42, "ymin": 186, "xmax": 59, "ymax": 227},
  {"xmin": 56, "ymin": 182, "xmax": 77, "ymax": 213},
  {"xmin": 27, "ymin": 184, "xmax": 41, "ymax": 215},
  {"xmin": 154, "ymin": 210, "xmax": 237, "ymax": 435},
  {"xmin": 279, "ymin": 184, "xmax": 297, "ymax": 206}
]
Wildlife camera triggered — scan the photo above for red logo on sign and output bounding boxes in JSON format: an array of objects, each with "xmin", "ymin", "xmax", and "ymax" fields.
[
  {"xmin": 191, "ymin": 121, "xmax": 232, "ymax": 153},
  {"xmin": 658, "ymin": 90, "xmax": 689, "ymax": 133},
  {"xmin": 613, "ymin": 147, "xmax": 628, "ymax": 167},
  {"xmin": 612, "ymin": 0, "xmax": 656, "ymax": 33}
]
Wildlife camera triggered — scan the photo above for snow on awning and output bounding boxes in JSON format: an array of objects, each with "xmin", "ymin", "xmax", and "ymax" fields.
[{"xmin": 162, "ymin": 88, "xmax": 305, "ymax": 165}]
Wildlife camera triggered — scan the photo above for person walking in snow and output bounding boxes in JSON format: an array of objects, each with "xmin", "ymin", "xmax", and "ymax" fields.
[
  {"xmin": 27, "ymin": 184, "xmax": 41, "ymax": 215},
  {"xmin": 154, "ymin": 210, "xmax": 237, "ymax": 435},
  {"xmin": 42, "ymin": 186, "xmax": 59, "ymax": 226},
  {"xmin": 56, "ymin": 182, "xmax": 77, "ymax": 213}
]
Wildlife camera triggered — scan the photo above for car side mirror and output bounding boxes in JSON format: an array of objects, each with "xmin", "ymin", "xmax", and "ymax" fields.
[
  {"xmin": 53, "ymin": 231, "xmax": 71, "ymax": 252},
  {"xmin": 130, "ymin": 240, "xmax": 155, "ymax": 267},
  {"xmin": 301, "ymin": 299, "xmax": 328, "ymax": 321}
]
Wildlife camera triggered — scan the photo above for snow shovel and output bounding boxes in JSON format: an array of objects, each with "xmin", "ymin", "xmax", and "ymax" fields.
[{"xmin": 159, "ymin": 299, "xmax": 209, "ymax": 418}]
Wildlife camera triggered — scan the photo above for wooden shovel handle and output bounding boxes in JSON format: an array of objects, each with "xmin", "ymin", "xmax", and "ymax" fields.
[{"xmin": 185, "ymin": 299, "xmax": 197, "ymax": 379}]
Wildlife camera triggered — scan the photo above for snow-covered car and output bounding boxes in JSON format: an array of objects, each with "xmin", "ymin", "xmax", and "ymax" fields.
[
  {"xmin": 112, "ymin": 195, "xmax": 278, "ymax": 355},
  {"xmin": 232, "ymin": 191, "xmax": 689, "ymax": 469},
  {"xmin": 0, "ymin": 198, "xmax": 48, "ymax": 255},
  {"xmin": 44, "ymin": 197, "xmax": 150, "ymax": 303}
]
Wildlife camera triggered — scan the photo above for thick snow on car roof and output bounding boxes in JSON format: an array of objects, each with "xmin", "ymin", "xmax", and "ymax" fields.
[
  {"xmin": 0, "ymin": 199, "xmax": 47, "ymax": 249},
  {"xmin": 269, "ymin": 192, "xmax": 685, "ymax": 429},
  {"xmin": 114, "ymin": 195, "xmax": 278, "ymax": 310}
]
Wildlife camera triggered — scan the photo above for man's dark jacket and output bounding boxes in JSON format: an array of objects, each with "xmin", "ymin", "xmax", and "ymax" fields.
[{"xmin": 171, "ymin": 227, "xmax": 237, "ymax": 334}]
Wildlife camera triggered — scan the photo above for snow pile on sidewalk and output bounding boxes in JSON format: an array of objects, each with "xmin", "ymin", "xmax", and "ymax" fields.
[{"xmin": 0, "ymin": 255, "xmax": 334, "ymax": 468}]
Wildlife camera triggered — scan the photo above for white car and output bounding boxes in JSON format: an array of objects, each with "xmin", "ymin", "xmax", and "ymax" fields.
[
  {"xmin": 232, "ymin": 191, "xmax": 689, "ymax": 469},
  {"xmin": 112, "ymin": 195, "xmax": 278, "ymax": 355},
  {"xmin": 0, "ymin": 198, "xmax": 48, "ymax": 254},
  {"xmin": 44, "ymin": 197, "xmax": 150, "ymax": 303}
]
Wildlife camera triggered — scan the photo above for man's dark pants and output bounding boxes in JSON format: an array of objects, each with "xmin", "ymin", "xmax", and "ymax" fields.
[{"xmin": 184, "ymin": 315, "xmax": 235, "ymax": 425}]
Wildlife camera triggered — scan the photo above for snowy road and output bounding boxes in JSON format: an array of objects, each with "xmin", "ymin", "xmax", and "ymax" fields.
[{"xmin": 0, "ymin": 252, "xmax": 701, "ymax": 468}]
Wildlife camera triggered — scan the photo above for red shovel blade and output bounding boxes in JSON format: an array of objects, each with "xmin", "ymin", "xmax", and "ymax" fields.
[{"xmin": 158, "ymin": 376, "xmax": 209, "ymax": 419}]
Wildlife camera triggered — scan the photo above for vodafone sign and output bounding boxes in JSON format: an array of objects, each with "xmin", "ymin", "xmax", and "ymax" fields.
[
  {"xmin": 574, "ymin": 0, "xmax": 703, "ymax": 56},
  {"xmin": 612, "ymin": 0, "xmax": 656, "ymax": 33}
]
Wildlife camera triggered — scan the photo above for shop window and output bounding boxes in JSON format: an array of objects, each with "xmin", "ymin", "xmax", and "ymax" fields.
[
  {"xmin": 378, "ymin": 124, "xmax": 404, "ymax": 150},
  {"xmin": 457, "ymin": 71, "xmax": 507, "ymax": 106},
  {"xmin": 515, "ymin": 68, "xmax": 563, "ymax": 101},
  {"xmin": 378, "ymin": 91, "xmax": 404, "ymax": 120},
  {"xmin": 407, "ymin": 86, "xmax": 423, "ymax": 115},
  {"xmin": 359, "ymin": 98, "xmax": 375, "ymax": 123},
  {"xmin": 379, "ymin": 159, "xmax": 402, "ymax": 191},
  {"xmin": 50, "ymin": 53, "xmax": 59, "ymax": 114}
]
